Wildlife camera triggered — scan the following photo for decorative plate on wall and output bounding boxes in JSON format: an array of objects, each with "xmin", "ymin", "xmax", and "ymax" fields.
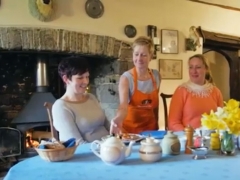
[
  {"xmin": 85, "ymin": 0, "xmax": 104, "ymax": 19},
  {"xmin": 28, "ymin": 0, "xmax": 56, "ymax": 22},
  {"xmin": 124, "ymin": 25, "xmax": 137, "ymax": 38}
]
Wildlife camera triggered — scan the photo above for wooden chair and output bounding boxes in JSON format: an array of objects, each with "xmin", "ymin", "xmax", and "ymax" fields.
[
  {"xmin": 160, "ymin": 93, "xmax": 173, "ymax": 130},
  {"xmin": 44, "ymin": 102, "xmax": 59, "ymax": 141}
]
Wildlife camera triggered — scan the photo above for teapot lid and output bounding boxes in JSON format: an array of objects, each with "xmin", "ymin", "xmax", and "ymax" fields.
[
  {"xmin": 164, "ymin": 131, "xmax": 178, "ymax": 138},
  {"xmin": 104, "ymin": 136, "xmax": 123, "ymax": 145}
]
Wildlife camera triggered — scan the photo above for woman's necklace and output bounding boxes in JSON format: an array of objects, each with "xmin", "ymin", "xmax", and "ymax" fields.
[{"xmin": 180, "ymin": 81, "xmax": 214, "ymax": 97}]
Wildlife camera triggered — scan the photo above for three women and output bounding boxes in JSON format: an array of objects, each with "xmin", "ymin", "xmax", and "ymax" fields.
[{"xmin": 53, "ymin": 36, "xmax": 223, "ymax": 143}]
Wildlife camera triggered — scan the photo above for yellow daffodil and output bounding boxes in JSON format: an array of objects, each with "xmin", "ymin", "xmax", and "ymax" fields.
[
  {"xmin": 201, "ymin": 99, "xmax": 240, "ymax": 136},
  {"xmin": 215, "ymin": 107, "xmax": 227, "ymax": 118},
  {"xmin": 217, "ymin": 121, "xmax": 227, "ymax": 130},
  {"xmin": 224, "ymin": 99, "xmax": 239, "ymax": 109}
]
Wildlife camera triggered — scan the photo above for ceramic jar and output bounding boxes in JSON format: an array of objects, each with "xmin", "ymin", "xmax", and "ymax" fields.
[
  {"xmin": 220, "ymin": 131, "xmax": 235, "ymax": 155},
  {"xmin": 161, "ymin": 131, "xmax": 180, "ymax": 155},
  {"xmin": 139, "ymin": 137, "xmax": 162, "ymax": 162},
  {"xmin": 210, "ymin": 132, "xmax": 220, "ymax": 150}
]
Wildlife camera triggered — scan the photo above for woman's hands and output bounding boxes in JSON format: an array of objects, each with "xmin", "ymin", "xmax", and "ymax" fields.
[{"xmin": 110, "ymin": 116, "xmax": 123, "ymax": 135}]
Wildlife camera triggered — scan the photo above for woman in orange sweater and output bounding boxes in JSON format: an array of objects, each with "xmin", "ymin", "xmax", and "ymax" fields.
[{"xmin": 168, "ymin": 54, "xmax": 223, "ymax": 131}]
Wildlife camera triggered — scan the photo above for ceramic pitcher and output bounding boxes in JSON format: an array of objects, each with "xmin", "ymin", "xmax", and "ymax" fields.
[{"xmin": 161, "ymin": 131, "xmax": 180, "ymax": 155}]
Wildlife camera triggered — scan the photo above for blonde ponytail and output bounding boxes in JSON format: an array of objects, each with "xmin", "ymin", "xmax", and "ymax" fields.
[{"xmin": 205, "ymin": 71, "xmax": 214, "ymax": 84}]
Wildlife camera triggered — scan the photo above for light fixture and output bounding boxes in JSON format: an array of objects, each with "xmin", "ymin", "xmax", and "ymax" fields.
[{"xmin": 186, "ymin": 26, "xmax": 201, "ymax": 51}]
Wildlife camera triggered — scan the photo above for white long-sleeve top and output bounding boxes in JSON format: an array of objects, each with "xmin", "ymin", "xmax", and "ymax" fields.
[{"xmin": 52, "ymin": 93, "xmax": 109, "ymax": 144}]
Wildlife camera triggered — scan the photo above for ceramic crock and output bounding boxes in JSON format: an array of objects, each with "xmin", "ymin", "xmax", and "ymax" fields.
[
  {"xmin": 139, "ymin": 137, "xmax": 162, "ymax": 162},
  {"xmin": 161, "ymin": 131, "xmax": 180, "ymax": 155}
]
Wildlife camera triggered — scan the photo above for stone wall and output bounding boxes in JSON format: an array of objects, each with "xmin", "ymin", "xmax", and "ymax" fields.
[
  {"xmin": 94, "ymin": 42, "xmax": 133, "ymax": 121},
  {"xmin": 0, "ymin": 27, "xmax": 123, "ymax": 58}
]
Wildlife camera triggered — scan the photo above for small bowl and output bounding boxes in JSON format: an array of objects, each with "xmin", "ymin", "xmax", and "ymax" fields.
[{"xmin": 188, "ymin": 146, "xmax": 208, "ymax": 160}]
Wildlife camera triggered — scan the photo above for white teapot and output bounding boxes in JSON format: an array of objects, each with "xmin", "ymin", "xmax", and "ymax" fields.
[
  {"xmin": 91, "ymin": 136, "xmax": 135, "ymax": 165},
  {"xmin": 139, "ymin": 137, "xmax": 162, "ymax": 162}
]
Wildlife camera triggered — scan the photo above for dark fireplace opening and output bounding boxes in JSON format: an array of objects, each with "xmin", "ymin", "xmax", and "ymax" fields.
[
  {"xmin": 3, "ymin": 53, "xmax": 58, "ymax": 156},
  {"xmin": 0, "ymin": 53, "xmax": 60, "ymax": 127},
  {"xmin": 23, "ymin": 125, "xmax": 52, "ymax": 158},
  {"xmin": 0, "ymin": 52, "xmax": 117, "ymax": 159}
]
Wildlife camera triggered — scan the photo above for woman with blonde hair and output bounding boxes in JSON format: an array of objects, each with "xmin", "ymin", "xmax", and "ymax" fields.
[
  {"xmin": 168, "ymin": 54, "xmax": 223, "ymax": 131},
  {"xmin": 110, "ymin": 36, "xmax": 161, "ymax": 134}
]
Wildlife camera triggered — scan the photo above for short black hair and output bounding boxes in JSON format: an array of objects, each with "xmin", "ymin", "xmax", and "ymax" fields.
[{"xmin": 58, "ymin": 56, "xmax": 89, "ymax": 80}]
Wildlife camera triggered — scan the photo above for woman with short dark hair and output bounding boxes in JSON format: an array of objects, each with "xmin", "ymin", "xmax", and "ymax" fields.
[{"xmin": 52, "ymin": 56, "xmax": 109, "ymax": 144}]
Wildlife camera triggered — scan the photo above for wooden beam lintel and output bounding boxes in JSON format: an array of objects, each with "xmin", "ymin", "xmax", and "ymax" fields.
[{"xmin": 196, "ymin": 27, "xmax": 240, "ymax": 47}]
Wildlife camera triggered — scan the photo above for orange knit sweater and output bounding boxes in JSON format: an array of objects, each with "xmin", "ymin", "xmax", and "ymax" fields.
[{"xmin": 168, "ymin": 82, "xmax": 223, "ymax": 131}]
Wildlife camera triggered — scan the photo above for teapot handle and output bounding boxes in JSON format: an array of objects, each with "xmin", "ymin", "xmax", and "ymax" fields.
[{"xmin": 91, "ymin": 140, "xmax": 101, "ymax": 158}]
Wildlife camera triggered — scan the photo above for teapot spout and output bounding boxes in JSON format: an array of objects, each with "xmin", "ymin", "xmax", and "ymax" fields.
[{"xmin": 125, "ymin": 141, "xmax": 135, "ymax": 158}]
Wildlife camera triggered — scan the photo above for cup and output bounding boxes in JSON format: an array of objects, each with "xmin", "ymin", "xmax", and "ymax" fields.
[{"xmin": 173, "ymin": 131, "xmax": 186, "ymax": 151}]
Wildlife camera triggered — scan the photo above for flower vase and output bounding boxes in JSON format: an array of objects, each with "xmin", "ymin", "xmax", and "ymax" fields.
[{"xmin": 220, "ymin": 131, "xmax": 235, "ymax": 155}]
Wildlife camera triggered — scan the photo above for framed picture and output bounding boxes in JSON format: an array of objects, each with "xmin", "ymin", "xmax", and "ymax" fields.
[
  {"xmin": 161, "ymin": 29, "xmax": 178, "ymax": 54},
  {"xmin": 159, "ymin": 59, "xmax": 182, "ymax": 79}
]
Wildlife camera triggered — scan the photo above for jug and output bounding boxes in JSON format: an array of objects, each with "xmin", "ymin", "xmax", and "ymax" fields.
[{"xmin": 91, "ymin": 136, "xmax": 135, "ymax": 165}]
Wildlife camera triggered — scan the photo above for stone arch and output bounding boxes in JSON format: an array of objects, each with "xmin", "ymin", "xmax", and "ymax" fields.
[
  {"xmin": 0, "ymin": 27, "xmax": 131, "ymax": 59},
  {"xmin": 203, "ymin": 49, "xmax": 231, "ymax": 67},
  {"xmin": 203, "ymin": 49, "xmax": 230, "ymax": 100},
  {"xmin": 197, "ymin": 27, "xmax": 240, "ymax": 100}
]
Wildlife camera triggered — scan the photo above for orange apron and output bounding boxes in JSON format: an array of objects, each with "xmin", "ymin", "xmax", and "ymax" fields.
[{"xmin": 122, "ymin": 67, "xmax": 159, "ymax": 134}]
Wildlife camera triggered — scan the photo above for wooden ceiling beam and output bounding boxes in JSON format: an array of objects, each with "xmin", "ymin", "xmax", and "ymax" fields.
[
  {"xmin": 196, "ymin": 27, "xmax": 240, "ymax": 49},
  {"xmin": 187, "ymin": 0, "xmax": 240, "ymax": 12}
]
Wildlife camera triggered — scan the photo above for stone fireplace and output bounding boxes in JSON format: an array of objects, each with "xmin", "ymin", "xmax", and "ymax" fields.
[
  {"xmin": 0, "ymin": 27, "xmax": 133, "ymax": 157},
  {"xmin": 11, "ymin": 56, "xmax": 56, "ymax": 156}
]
